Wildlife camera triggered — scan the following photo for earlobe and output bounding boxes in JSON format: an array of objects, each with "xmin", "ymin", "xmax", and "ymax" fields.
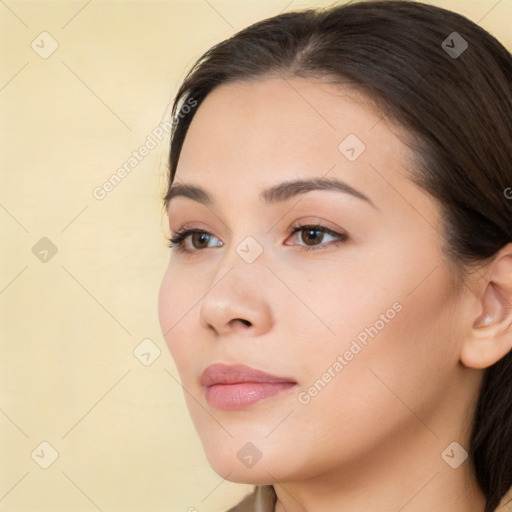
[{"xmin": 460, "ymin": 248, "xmax": 512, "ymax": 370}]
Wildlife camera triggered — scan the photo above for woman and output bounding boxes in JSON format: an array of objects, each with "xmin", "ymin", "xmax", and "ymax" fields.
[{"xmin": 158, "ymin": 1, "xmax": 512, "ymax": 511}]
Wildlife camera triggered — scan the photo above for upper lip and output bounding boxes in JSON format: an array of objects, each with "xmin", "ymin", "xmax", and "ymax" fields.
[{"xmin": 200, "ymin": 363, "xmax": 296, "ymax": 387}]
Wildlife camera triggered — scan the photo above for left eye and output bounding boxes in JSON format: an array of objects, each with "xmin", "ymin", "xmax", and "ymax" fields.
[{"xmin": 286, "ymin": 225, "xmax": 347, "ymax": 248}]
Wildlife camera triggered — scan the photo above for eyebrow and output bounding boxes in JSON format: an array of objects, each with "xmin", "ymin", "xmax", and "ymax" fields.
[{"xmin": 166, "ymin": 177, "xmax": 375, "ymax": 208}]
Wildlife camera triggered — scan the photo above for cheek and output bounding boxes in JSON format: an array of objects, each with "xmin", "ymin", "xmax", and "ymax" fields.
[
  {"xmin": 295, "ymin": 263, "xmax": 461, "ymax": 431},
  {"xmin": 158, "ymin": 264, "xmax": 199, "ymax": 366},
  {"xmin": 287, "ymin": 241, "xmax": 457, "ymax": 383},
  {"xmin": 275, "ymin": 260, "xmax": 400, "ymax": 355}
]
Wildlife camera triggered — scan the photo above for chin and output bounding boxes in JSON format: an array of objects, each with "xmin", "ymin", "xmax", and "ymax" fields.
[
  {"xmin": 199, "ymin": 434, "xmax": 302, "ymax": 485},
  {"xmin": 222, "ymin": 468, "xmax": 275, "ymax": 485},
  {"xmin": 207, "ymin": 455, "xmax": 278, "ymax": 485}
]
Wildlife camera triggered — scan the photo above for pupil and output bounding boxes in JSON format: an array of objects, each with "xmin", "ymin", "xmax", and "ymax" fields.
[
  {"xmin": 303, "ymin": 229, "xmax": 323, "ymax": 245},
  {"xmin": 193, "ymin": 233, "xmax": 209, "ymax": 248}
]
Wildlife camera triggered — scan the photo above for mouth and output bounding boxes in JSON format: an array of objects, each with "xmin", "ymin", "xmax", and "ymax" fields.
[{"xmin": 200, "ymin": 363, "xmax": 297, "ymax": 410}]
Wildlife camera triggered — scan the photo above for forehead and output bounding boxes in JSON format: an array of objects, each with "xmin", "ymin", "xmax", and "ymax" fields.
[
  {"xmin": 174, "ymin": 77, "xmax": 423, "ymax": 212},
  {"xmin": 179, "ymin": 77, "xmax": 390, "ymax": 169}
]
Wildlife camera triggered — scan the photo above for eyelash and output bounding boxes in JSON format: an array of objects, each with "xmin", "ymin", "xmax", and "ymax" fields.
[
  {"xmin": 287, "ymin": 223, "xmax": 348, "ymax": 251},
  {"xmin": 169, "ymin": 224, "xmax": 348, "ymax": 254},
  {"xmin": 168, "ymin": 228, "xmax": 213, "ymax": 252}
]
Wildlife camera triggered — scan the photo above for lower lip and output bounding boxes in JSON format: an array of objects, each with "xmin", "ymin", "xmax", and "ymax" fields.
[{"xmin": 205, "ymin": 382, "xmax": 296, "ymax": 410}]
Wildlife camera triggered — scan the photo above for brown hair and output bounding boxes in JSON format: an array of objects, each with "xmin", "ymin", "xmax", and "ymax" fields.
[{"xmin": 164, "ymin": 2, "xmax": 512, "ymax": 510}]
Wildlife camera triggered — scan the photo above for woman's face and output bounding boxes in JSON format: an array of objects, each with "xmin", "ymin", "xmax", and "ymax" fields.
[{"xmin": 158, "ymin": 77, "xmax": 477, "ymax": 484}]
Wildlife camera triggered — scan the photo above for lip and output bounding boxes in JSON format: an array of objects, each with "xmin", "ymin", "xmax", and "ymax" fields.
[{"xmin": 201, "ymin": 363, "xmax": 297, "ymax": 410}]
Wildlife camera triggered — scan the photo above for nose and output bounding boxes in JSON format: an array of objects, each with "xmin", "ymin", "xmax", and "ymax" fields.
[{"xmin": 199, "ymin": 266, "xmax": 274, "ymax": 337}]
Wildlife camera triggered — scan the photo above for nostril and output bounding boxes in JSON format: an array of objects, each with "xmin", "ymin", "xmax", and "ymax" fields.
[{"xmin": 233, "ymin": 318, "xmax": 252, "ymax": 327}]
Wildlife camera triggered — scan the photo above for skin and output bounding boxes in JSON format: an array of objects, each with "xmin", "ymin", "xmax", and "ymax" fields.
[{"xmin": 157, "ymin": 77, "xmax": 507, "ymax": 511}]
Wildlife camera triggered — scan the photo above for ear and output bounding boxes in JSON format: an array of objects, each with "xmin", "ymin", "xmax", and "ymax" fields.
[{"xmin": 460, "ymin": 244, "xmax": 512, "ymax": 369}]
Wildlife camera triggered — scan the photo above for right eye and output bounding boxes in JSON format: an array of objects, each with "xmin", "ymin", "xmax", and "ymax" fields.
[{"xmin": 169, "ymin": 229, "xmax": 223, "ymax": 253}]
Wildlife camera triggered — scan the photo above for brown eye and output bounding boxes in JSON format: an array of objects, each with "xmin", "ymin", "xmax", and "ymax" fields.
[
  {"xmin": 191, "ymin": 232, "xmax": 212, "ymax": 249},
  {"xmin": 169, "ymin": 229, "xmax": 223, "ymax": 252},
  {"xmin": 301, "ymin": 228, "xmax": 324, "ymax": 246},
  {"xmin": 286, "ymin": 224, "xmax": 347, "ymax": 251}
]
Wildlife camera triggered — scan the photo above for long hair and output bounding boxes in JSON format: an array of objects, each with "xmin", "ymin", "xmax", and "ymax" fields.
[{"xmin": 164, "ymin": 3, "xmax": 512, "ymax": 510}]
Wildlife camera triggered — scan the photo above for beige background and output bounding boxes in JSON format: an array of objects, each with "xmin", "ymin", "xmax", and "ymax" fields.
[{"xmin": 0, "ymin": 1, "xmax": 510, "ymax": 511}]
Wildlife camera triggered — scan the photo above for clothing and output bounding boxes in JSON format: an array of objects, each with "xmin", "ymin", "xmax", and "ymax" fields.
[{"xmin": 227, "ymin": 485, "xmax": 277, "ymax": 512}]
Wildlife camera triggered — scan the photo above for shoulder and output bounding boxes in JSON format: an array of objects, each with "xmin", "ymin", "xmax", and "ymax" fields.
[{"xmin": 226, "ymin": 485, "xmax": 277, "ymax": 512}]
